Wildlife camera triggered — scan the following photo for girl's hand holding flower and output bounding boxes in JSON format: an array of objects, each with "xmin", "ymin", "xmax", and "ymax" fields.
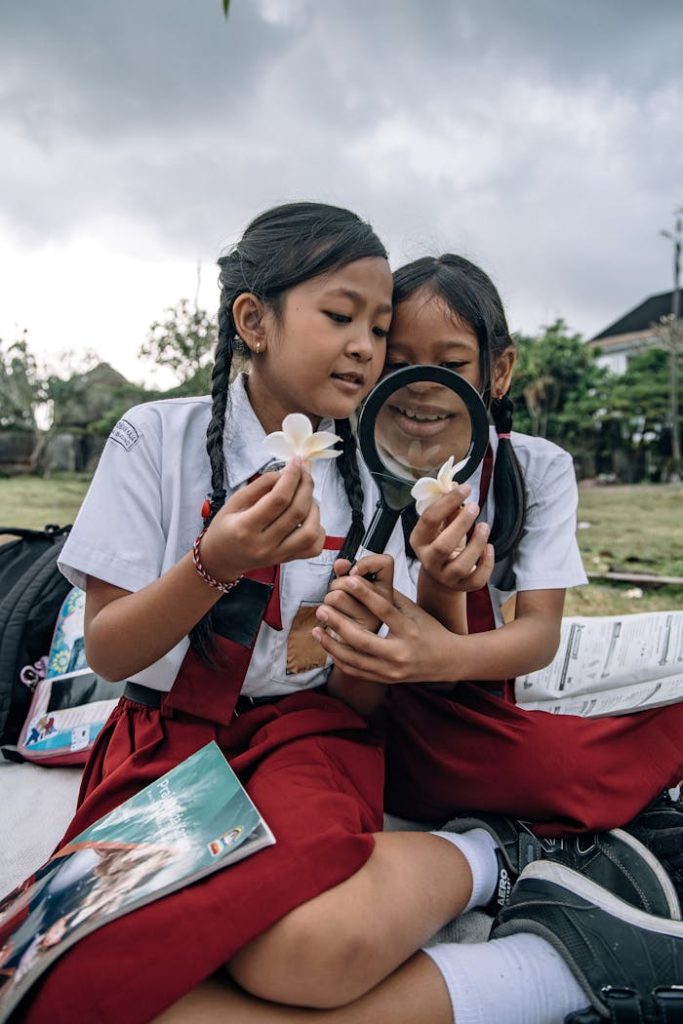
[
  {"xmin": 409, "ymin": 457, "xmax": 494, "ymax": 595},
  {"xmin": 262, "ymin": 413, "xmax": 342, "ymax": 467},
  {"xmin": 201, "ymin": 413, "xmax": 339, "ymax": 582},
  {"xmin": 201, "ymin": 459, "xmax": 325, "ymax": 582}
]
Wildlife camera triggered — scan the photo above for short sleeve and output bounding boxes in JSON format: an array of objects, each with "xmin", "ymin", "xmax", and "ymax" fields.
[
  {"xmin": 513, "ymin": 449, "xmax": 588, "ymax": 592},
  {"xmin": 58, "ymin": 408, "xmax": 166, "ymax": 593}
]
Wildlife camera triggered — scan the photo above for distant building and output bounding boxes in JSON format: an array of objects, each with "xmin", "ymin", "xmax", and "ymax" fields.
[{"xmin": 587, "ymin": 290, "xmax": 678, "ymax": 374}]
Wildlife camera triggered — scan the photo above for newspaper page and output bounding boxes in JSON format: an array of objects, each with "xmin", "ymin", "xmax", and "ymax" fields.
[{"xmin": 515, "ymin": 611, "xmax": 683, "ymax": 717}]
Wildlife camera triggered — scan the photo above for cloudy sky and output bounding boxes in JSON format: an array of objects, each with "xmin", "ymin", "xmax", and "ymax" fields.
[{"xmin": 1, "ymin": 0, "xmax": 681, "ymax": 386}]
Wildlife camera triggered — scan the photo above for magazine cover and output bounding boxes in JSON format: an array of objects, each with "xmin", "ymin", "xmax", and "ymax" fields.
[{"xmin": 0, "ymin": 742, "xmax": 275, "ymax": 1021}]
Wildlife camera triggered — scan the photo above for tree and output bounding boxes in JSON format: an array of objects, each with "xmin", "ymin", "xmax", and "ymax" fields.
[
  {"xmin": 602, "ymin": 347, "xmax": 682, "ymax": 480},
  {"xmin": 0, "ymin": 331, "xmax": 43, "ymax": 432},
  {"xmin": 512, "ymin": 320, "xmax": 610, "ymax": 467},
  {"xmin": 139, "ymin": 299, "xmax": 217, "ymax": 393}
]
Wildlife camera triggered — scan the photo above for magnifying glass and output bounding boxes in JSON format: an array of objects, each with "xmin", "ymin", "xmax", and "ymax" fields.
[{"xmin": 356, "ymin": 365, "xmax": 490, "ymax": 557}]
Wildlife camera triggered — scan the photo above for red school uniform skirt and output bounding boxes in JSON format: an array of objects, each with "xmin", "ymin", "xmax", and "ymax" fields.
[
  {"xmin": 383, "ymin": 581, "xmax": 683, "ymax": 837},
  {"xmin": 19, "ymin": 568, "xmax": 385, "ymax": 1024}
]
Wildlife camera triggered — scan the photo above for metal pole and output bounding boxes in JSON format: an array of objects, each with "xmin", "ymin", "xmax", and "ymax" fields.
[{"xmin": 661, "ymin": 209, "xmax": 682, "ymax": 482}]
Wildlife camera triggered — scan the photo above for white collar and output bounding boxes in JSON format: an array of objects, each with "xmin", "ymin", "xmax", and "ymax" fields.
[{"xmin": 223, "ymin": 373, "xmax": 336, "ymax": 489}]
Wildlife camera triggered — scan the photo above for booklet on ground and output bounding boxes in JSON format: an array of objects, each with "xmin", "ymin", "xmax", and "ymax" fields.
[
  {"xmin": 0, "ymin": 741, "xmax": 275, "ymax": 1021},
  {"xmin": 515, "ymin": 610, "xmax": 683, "ymax": 717}
]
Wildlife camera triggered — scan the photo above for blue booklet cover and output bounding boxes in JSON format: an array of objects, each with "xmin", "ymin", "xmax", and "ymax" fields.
[{"xmin": 0, "ymin": 742, "xmax": 274, "ymax": 1021}]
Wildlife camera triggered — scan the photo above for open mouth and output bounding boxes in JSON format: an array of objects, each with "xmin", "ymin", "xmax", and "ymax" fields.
[{"xmin": 387, "ymin": 403, "xmax": 455, "ymax": 437}]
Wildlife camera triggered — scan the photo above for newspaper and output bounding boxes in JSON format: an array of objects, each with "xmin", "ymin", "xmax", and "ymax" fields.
[{"xmin": 515, "ymin": 611, "xmax": 683, "ymax": 717}]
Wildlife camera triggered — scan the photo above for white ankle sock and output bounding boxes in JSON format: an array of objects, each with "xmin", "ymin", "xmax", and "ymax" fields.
[
  {"xmin": 430, "ymin": 828, "xmax": 499, "ymax": 912},
  {"xmin": 424, "ymin": 932, "xmax": 588, "ymax": 1024}
]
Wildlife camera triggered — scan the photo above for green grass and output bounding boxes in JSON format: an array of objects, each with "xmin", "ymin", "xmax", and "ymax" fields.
[
  {"xmin": 1, "ymin": 476, "xmax": 681, "ymax": 617},
  {"xmin": 576, "ymin": 483, "xmax": 683, "ymax": 579},
  {"xmin": 0, "ymin": 474, "xmax": 91, "ymax": 535}
]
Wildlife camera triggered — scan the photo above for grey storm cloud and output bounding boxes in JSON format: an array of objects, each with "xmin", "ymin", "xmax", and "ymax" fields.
[{"xmin": 1, "ymin": 0, "xmax": 682, "ymax": 337}]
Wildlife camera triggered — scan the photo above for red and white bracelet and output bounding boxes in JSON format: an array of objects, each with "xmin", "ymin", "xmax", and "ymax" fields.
[{"xmin": 192, "ymin": 529, "xmax": 244, "ymax": 594}]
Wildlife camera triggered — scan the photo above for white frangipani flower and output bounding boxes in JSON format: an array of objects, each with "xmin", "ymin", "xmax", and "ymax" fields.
[
  {"xmin": 410, "ymin": 455, "xmax": 469, "ymax": 515},
  {"xmin": 263, "ymin": 413, "xmax": 342, "ymax": 466}
]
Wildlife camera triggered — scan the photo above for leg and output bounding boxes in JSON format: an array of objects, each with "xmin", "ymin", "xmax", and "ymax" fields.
[
  {"xmin": 229, "ymin": 831, "xmax": 474, "ymax": 1007},
  {"xmin": 152, "ymin": 953, "xmax": 452, "ymax": 1024}
]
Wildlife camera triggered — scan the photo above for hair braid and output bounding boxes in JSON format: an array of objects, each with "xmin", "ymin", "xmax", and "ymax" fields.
[
  {"xmin": 204, "ymin": 298, "xmax": 235, "ymax": 523},
  {"xmin": 489, "ymin": 392, "xmax": 526, "ymax": 560},
  {"xmin": 334, "ymin": 418, "xmax": 366, "ymax": 562},
  {"xmin": 189, "ymin": 294, "xmax": 235, "ymax": 663}
]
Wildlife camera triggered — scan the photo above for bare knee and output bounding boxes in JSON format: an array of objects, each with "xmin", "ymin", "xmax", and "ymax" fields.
[{"xmin": 228, "ymin": 899, "xmax": 376, "ymax": 1008}]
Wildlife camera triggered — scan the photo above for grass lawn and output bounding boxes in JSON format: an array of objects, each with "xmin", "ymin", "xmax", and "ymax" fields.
[
  {"xmin": 1, "ymin": 475, "xmax": 681, "ymax": 617},
  {"xmin": 0, "ymin": 474, "xmax": 92, "ymax": 534}
]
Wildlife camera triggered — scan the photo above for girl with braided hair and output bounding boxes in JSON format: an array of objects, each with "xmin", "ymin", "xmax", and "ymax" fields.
[{"xmin": 21, "ymin": 206, "xmax": 495, "ymax": 1024}]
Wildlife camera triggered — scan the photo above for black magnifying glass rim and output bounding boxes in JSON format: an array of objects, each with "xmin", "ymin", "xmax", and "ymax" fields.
[{"xmin": 358, "ymin": 364, "xmax": 490, "ymax": 486}]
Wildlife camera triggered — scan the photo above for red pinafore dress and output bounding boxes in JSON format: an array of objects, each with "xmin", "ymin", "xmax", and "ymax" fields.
[
  {"xmin": 20, "ymin": 553, "xmax": 385, "ymax": 1024},
  {"xmin": 384, "ymin": 448, "xmax": 683, "ymax": 836}
]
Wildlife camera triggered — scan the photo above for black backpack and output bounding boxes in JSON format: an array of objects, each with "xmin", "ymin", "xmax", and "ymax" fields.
[{"xmin": 0, "ymin": 525, "xmax": 72, "ymax": 745}]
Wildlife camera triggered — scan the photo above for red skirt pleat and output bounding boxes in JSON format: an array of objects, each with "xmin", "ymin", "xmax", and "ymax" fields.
[
  {"xmin": 383, "ymin": 683, "xmax": 683, "ymax": 836},
  {"xmin": 19, "ymin": 692, "xmax": 384, "ymax": 1024}
]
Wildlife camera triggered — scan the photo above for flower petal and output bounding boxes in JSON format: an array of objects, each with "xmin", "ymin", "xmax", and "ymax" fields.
[
  {"xmin": 262, "ymin": 432, "xmax": 293, "ymax": 460},
  {"xmin": 436, "ymin": 456, "xmax": 456, "ymax": 489},
  {"xmin": 410, "ymin": 477, "xmax": 439, "ymax": 502},
  {"xmin": 305, "ymin": 449, "xmax": 342, "ymax": 461},
  {"xmin": 303, "ymin": 430, "xmax": 342, "ymax": 455},
  {"xmin": 282, "ymin": 413, "xmax": 313, "ymax": 452},
  {"xmin": 415, "ymin": 495, "xmax": 437, "ymax": 516}
]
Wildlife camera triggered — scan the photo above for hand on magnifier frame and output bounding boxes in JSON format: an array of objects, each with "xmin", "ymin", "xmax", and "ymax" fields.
[{"xmin": 323, "ymin": 554, "xmax": 395, "ymax": 636}]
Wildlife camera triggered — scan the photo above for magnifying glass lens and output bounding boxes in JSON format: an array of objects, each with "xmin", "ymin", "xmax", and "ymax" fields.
[{"xmin": 374, "ymin": 384, "xmax": 473, "ymax": 481}]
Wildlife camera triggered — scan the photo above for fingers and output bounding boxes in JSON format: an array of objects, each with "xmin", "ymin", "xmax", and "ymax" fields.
[
  {"xmin": 411, "ymin": 485, "xmax": 472, "ymax": 541},
  {"xmin": 260, "ymin": 462, "xmax": 316, "ymax": 541},
  {"xmin": 275, "ymin": 496, "xmax": 325, "ymax": 561},
  {"xmin": 225, "ymin": 469, "xmax": 282, "ymax": 511},
  {"xmin": 444, "ymin": 521, "xmax": 489, "ymax": 574},
  {"xmin": 350, "ymin": 554, "xmax": 394, "ymax": 586},
  {"xmin": 323, "ymin": 575, "xmax": 411, "ymax": 636},
  {"xmin": 460, "ymin": 542, "xmax": 495, "ymax": 591},
  {"xmin": 311, "ymin": 632, "xmax": 387, "ymax": 681},
  {"xmin": 325, "ymin": 589, "xmax": 368, "ymax": 618},
  {"xmin": 330, "ymin": 553, "xmax": 395, "ymax": 595}
]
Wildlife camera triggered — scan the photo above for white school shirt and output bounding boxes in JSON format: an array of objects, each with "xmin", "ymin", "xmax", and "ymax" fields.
[
  {"xmin": 58, "ymin": 373, "xmax": 409, "ymax": 696},
  {"xmin": 463, "ymin": 428, "xmax": 588, "ymax": 626}
]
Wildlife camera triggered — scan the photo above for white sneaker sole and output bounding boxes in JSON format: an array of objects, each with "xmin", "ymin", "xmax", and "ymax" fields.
[
  {"xmin": 518, "ymin": 860, "xmax": 683, "ymax": 936},
  {"xmin": 609, "ymin": 827, "xmax": 681, "ymax": 920}
]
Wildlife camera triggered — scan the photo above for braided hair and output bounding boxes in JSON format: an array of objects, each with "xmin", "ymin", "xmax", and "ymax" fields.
[
  {"xmin": 191, "ymin": 202, "xmax": 387, "ymax": 660},
  {"xmin": 392, "ymin": 255, "xmax": 526, "ymax": 563}
]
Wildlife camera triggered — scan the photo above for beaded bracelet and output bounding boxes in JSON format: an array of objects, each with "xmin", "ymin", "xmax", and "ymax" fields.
[{"xmin": 192, "ymin": 529, "xmax": 244, "ymax": 594}]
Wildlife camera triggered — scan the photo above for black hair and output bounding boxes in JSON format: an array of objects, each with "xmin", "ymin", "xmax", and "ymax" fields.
[
  {"xmin": 191, "ymin": 201, "xmax": 387, "ymax": 660},
  {"xmin": 392, "ymin": 254, "xmax": 526, "ymax": 562}
]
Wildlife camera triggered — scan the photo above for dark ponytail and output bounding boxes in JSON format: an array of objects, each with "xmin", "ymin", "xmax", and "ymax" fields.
[
  {"xmin": 392, "ymin": 255, "xmax": 526, "ymax": 562},
  {"xmin": 489, "ymin": 392, "xmax": 526, "ymax": 561},
  {"xmin": 333, "ymin": 418, "xmax": 366, "ymax": 561},
  {"xmin": 190, "ymin": 202, "xmax": 387, "ymax": 660}
]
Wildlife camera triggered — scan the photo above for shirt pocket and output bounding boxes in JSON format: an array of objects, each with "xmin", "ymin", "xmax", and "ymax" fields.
[{"xmin": 269, "ymin": 550, "xmax": 337, "ymax": 687}]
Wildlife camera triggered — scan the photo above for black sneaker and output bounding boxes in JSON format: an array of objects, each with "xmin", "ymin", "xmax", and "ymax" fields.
[
  {"xmin": 492, "ymin": 861, "xmax": 683, "ymax": 1024},
  {"xmin": 625, "ymin": 790, "xmax": 683, "ymax": 907},
  {"xmin": 443, "ymin": 813, "xmax": 681, "ymax": 919}
]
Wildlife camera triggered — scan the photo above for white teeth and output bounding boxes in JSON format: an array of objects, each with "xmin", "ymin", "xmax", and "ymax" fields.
[{"xmin": 397, "ymin": 407, "xmax": 448, "ymax": 422}]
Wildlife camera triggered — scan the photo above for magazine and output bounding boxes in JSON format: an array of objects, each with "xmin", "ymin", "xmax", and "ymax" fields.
[
  {"xmin": 515, "ymin": 610, "xmax": 683, "ymax": 717},
  {"xmin": 0, "ymin": 742, "xmax": 274, "ymax": 1021}
]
